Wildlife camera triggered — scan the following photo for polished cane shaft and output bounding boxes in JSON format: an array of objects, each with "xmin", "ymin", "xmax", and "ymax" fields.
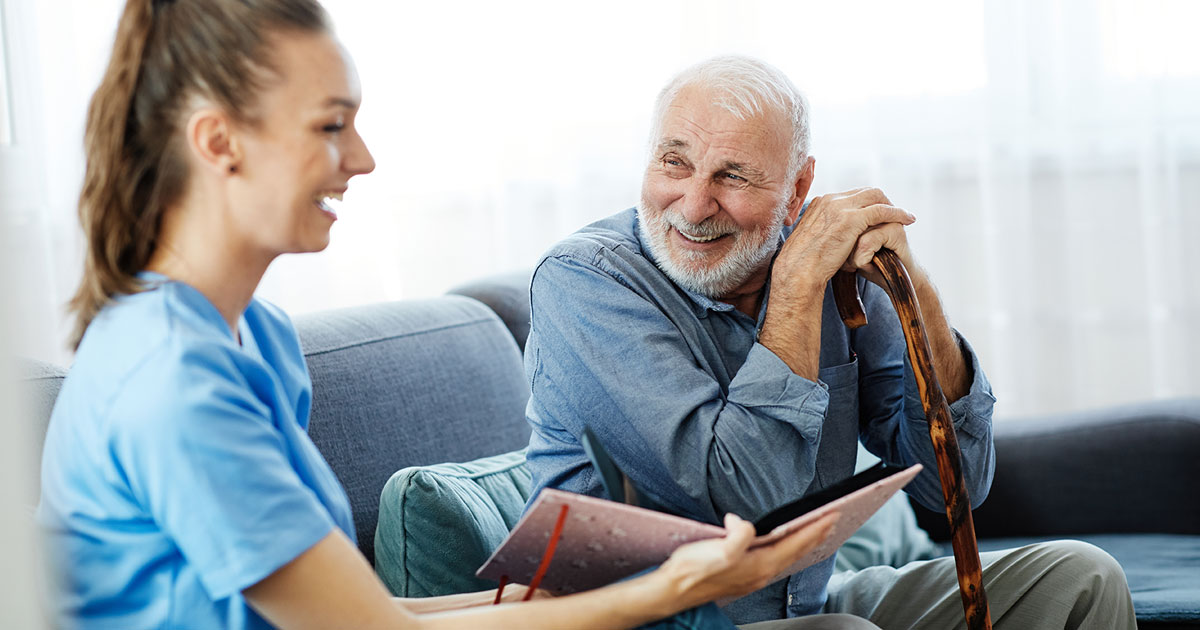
[{"xmin": 832, "ymin": 251, "xmax": 992, "ymax": 630}]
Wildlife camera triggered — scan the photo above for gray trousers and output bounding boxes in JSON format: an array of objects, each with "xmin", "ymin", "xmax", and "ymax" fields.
[{"xmin": 740, "ymin": 541, "xmax": 1137, "ymax": 630}]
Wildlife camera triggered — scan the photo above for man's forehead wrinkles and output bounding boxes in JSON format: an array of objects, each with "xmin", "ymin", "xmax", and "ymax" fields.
[
  {"xmin": 669, "ymin": 111, "xmax": 721, "ymax": 142},
  {"xmin": 665, "ymin": 115, "xmax": 769, "ymax": 146}
]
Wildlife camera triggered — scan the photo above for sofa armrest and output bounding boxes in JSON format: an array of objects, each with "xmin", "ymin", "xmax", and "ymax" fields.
[{"xmin": 913, "ymin": 398, "xmax": 1200, "ymax": 541}]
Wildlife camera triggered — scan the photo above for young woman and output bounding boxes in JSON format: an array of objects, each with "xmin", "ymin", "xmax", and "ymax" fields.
[{"xmin": 37, "ymin": 1, "xmax": 839, "ymax": 629}]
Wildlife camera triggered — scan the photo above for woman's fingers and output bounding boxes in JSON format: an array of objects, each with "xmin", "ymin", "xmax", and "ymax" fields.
[
  {"xmin": 770, "ymin": 512, "xmax": 839, "ymax": 559},
  {"xmin": 720, "ymin": 513, "xmax": 755, "ymax": 558},
  {"xmin": 663, "ymin": 511, "xmax": 842, "ymax": 609}
]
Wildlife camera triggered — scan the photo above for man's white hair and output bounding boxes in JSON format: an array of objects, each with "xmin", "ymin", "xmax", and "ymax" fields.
[{"xmin": 649, "ymin": 55, "xmax": 811, "ymax": 180}]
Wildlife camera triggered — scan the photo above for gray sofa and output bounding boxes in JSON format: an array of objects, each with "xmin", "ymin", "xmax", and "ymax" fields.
[{"xmin": 21, "ymin": 284, "xmax": 1200, "ymax": 628}]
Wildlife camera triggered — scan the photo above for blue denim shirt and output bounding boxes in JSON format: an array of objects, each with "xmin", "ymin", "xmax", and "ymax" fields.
[{"xmin": 523, "ymin": 208, "xmax": 996, "ymax": 623}]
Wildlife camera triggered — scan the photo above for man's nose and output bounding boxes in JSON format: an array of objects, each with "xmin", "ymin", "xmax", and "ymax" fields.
[{"xmin": 678, "ymin": 178, "xmax": 718, "ymax": 225}]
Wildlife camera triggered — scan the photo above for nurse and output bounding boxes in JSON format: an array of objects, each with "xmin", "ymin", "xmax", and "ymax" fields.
[{"xmin": 37, "ymin": 1, "xmax": 837, "ymax": 629}]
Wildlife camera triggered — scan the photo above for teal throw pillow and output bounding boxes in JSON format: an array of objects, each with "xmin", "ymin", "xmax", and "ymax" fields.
[{"xmin": 374, "ymin": 449, "xmax": 532, "ymax": 597}]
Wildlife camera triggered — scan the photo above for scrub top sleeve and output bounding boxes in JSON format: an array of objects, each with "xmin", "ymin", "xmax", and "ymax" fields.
[{"xmin": 109, "ymin": 341, "xmax": 336, "ymax": 601}]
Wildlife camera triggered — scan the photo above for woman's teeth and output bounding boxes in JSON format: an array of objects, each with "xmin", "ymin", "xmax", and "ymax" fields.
[{"xmin": 315, "ymin": 191, "xmax": 344, "ymax": 216}]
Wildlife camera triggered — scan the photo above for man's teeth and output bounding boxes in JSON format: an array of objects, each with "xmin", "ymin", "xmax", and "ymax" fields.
[{"xmin": 678, "ymin": 229, "xmax": 723, "ymax": 243}]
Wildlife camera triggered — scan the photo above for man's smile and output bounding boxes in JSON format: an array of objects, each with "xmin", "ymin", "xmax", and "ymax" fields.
[{"xmin": 670, "ymin": 226, "xmax": 734, "ymax": 253}]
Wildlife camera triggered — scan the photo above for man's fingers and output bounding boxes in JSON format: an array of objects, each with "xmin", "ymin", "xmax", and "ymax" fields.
[
  {"xmin": 858, "ymin": 203, "xmax": 915, "ymax": 228},
  {"xmin": 827, "ymin": 187, "xmax": 890, "ymax": 206},
  {"xmin": 851, "ymin": 223, "xmax": 907, "ymax": 268}
]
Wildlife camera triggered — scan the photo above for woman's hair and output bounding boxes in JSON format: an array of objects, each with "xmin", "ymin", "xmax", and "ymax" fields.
[{"xmin": 69, "ymin": 0, "xmax": 329, "ymax": 348}]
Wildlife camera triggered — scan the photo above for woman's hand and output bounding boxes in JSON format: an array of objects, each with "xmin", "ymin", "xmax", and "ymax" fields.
[
  {"xmin": 494, "ymin": 584, "xmax": 556, "ymax": 604},
  {"xmin": 656, "ymin": 512, "xmax": 839, "ymax": 611}
]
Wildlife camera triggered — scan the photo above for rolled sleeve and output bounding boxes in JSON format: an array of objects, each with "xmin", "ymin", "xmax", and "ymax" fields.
[
  {"xmin": 944, "ymin": 332, "xmax": 997, "ymax": 439},
  {"xmin": 898, "ymin": 331, "xmax": 996, "ymax": 509},
  {"xmin": 854, "ymin": 281, "xmax": 996, "ymax": 512}
]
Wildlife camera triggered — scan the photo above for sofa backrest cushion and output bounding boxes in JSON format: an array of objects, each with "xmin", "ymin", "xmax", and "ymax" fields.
[
  {"xmin": 447, "ymin": 270, "xmax": 532, "ymax": 352},
  {"xmin": 913, "ymin": 398, "xmax": 1200, "ymax": 540},
  {"xmin": 374, "ymin": 449, "xmax": 531, "ymax": 597},
  {"xmin": 295, "ymin": 296, "xmax": 531, "ymax": 565}
]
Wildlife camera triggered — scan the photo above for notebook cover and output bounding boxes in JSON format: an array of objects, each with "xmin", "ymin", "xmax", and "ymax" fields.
[{"xmin": 475, "ymin": 464, "xmax": 922, "ymax": 594}]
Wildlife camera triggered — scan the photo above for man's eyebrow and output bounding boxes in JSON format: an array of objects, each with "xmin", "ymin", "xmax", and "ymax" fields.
[
  {"xmin": 656, "ymin": 138, "xmax": 688, "ymax": 152},
  {"xmin": 721, "ymin": 160, "xmax": 765, "ymax": 179}
]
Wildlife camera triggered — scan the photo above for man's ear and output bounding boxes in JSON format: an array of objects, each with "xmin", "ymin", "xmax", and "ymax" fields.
[
  {"xmin": 184, "ymin": 107, "xmax": 243, "ymax": 176},
  {"xmin": 784, "ymin": 156, "xmax": 816, "ymax": 226}
]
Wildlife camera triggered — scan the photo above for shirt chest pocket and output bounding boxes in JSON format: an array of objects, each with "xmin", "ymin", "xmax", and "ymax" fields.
[{"xmin": 818, "ymin": 356, "xmax": 859, "ymax": 391}]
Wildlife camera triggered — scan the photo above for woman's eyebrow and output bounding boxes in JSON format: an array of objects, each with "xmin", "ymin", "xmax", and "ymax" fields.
[{"xmin": 322, "ymin": 96, "xmax": 360, "ymax": 109}]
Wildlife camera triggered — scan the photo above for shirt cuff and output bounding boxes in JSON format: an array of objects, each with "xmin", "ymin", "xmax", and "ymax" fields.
[{"xmin": 904, "ymin": 330, "xmax": 995, "ymax": 440}]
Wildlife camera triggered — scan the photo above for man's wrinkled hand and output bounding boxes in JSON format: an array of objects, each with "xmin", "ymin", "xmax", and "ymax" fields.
[{"xmin": 773, "ymin": 187, "xmax": 916, "ymax": 293}]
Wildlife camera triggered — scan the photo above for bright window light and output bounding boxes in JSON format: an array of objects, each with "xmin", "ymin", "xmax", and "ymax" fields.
[
  {"xmin": 1101, "ymin": 0, "xmax": 1200, "ymax": 78},
  {"xmin": 0, "ymin": 6, "xmax": 11, "ymax": 146}
]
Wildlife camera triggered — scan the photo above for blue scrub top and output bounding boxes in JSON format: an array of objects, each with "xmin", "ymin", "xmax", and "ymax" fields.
[{"xmin": 38, "ymin": 275, "xmax": 355, "ymax": 629}]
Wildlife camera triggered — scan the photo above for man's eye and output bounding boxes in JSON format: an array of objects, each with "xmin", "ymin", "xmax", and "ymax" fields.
[
  {"xmin": 723, "ymin": 172, "xmax": 745, "ymax": 182},
  {"xmin": 664, "ymin": 158, "xmax": 683, "ymax": 167}
]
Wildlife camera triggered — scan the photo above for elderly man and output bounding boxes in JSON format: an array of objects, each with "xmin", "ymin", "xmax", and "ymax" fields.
[{"xmin": 522, "ymin": 56, "xmax": 1135, "ymax": 629}]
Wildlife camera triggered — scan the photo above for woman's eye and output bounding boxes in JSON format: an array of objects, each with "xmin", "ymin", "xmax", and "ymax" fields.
[
  {"xmin": 664, "ymin": 157, "xmax": 683, "ymax": 167},
  {"xmin": 723, "ymin": 172, "xmax": 745, "ymax": 182},
  {"xmin": 322, "ymin": 118, "xmax": 346, "ymax": 134}
]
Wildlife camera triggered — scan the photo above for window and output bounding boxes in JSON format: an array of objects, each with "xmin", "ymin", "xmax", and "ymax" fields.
[{"xmin": 0, "ymin": 4, "xmax": 10, "ymax": 146}]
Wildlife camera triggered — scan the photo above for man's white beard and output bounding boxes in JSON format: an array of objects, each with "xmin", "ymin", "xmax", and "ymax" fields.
[{"xmin": 637, "ymin": 197, "xmax": 788, "ymax": 298}]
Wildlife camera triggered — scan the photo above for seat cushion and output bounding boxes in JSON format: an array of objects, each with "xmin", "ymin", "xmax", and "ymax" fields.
[
  {"xmin": 375, "ymin": 449, "xmax": 532, "ymax": 597},
  {"xmin": 969, "ymin": 534, "xmax": 1200, "ymax": 625}
]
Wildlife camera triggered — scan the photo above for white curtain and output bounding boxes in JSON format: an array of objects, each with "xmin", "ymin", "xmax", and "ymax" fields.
[{"xmin": 3, "ymin": 0, "xmax": 1198, "ymax": 418}]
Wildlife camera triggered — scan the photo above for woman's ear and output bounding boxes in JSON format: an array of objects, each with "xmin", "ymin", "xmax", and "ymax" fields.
[
  {"xmin": 785, "ymin": 156, "xmax": 816, "ymax": 226},
  {"xmin": 185, "ymin": 107, "xmax": 243, "ymax": 176}
]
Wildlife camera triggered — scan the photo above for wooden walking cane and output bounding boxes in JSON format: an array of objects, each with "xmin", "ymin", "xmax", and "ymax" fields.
[{"xmin": 831, "ymin": 250, "xmax": 993, "ymax": 630}]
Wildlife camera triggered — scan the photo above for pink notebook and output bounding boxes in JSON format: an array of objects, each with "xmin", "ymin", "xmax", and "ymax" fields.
[{"xmin": 476, "ymin": 464, "xmax": 922, "ymax": 594}]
